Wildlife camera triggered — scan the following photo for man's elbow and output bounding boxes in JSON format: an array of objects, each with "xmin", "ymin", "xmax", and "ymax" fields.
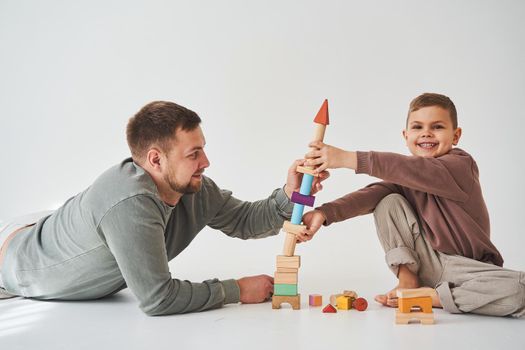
[{"xmin": 140, "ymin": 300, "xmax": 182, "ymax": 316}]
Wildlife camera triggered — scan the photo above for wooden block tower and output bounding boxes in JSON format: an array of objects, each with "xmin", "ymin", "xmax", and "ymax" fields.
[
  {"xmin": 272, "ymin": 100, "xmax": 329, "ymax": 310},
  {"xmin": 395, "ymin": 288, "xmax": 435, "ymax": 325}
]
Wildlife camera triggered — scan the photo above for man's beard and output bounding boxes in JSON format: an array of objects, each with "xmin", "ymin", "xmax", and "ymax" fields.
[{"xmin": 164, "ymin": 171, "xmax": 202, "ymax": 194}]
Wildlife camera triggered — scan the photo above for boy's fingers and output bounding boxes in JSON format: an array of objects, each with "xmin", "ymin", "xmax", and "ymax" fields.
[
  {"xmin": 306, "ymin": 158, "xmax": 322, "ymax": 166},
  {"xmin": 309, "ymin": 141, "xmax": 324, "ymax": 148},
  {"xmin": 315, "ymin": 164, "xmax": 328, "ymax": 174},
  {"xmin": 304, "ymin": 150, "xmax": 320, "ymax": 159}
]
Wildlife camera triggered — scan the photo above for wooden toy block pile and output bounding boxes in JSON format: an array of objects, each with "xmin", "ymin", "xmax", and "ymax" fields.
[
  {"xmin": 321, "ymin": 290, "xmax": 368, "ymax": 313},
  {"xmin": 395, "ymin": 288, "xmax": 435, "ymax": 325},
  {"xmin": 272, "ymin": 100, "xmax": 329, "ymax": 311}
]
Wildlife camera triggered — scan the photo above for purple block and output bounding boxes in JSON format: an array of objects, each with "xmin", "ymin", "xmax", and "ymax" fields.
[{"xmin": 291, "ymin": 191, "xmax": 315, "ymax": 207}]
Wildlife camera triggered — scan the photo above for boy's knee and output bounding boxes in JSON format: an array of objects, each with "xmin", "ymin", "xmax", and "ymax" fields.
[
  {"xmin": 456, "ymin": 272, "xmax": 525, "ymax": 317},
  {"xmin": 374, "ymin": 194, "xmax": 408, "ymax": 217}
]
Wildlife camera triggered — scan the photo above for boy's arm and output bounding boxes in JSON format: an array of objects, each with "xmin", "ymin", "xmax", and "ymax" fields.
[
  {"xmin": 355, "ymin": 151, "xmax": 472, "ymax": 202},
  {"xmin": 306, "ymin": 142, "xmax": 473, "ymax": 202},
  {"xmin": 317, "ymin": 181, "xmax": 400, "ymax": 225}
]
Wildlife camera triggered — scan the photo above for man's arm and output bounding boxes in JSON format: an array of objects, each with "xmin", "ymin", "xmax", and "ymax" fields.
[
  {"xmin": 100, "ymin": 196, "xmax": 239, "ymax": 316},
  {"xmin": 207, "ymin": 159, "xmax": 329, "ymax": 239},
  {"xmin": 208, "ymin": 186, "xmax": 294, "ymax": 239}
]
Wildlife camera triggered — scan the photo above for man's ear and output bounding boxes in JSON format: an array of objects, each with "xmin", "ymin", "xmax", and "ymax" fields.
[
  {"xmin": 146, "ymin": 148, "xmax": 162, "ymax": 171},
  {"xmin": 453, "ymin": 127, "xmax": 462, "ymax": 146}
]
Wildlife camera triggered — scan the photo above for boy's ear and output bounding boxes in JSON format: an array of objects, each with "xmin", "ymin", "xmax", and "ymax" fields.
[
  {"xmin": 402, "ymin": 129, "xmax": 408, "ymax": 141},
  {"xmin": 453, "ymin": 127, "xmax": 462, "ymax": 146}
]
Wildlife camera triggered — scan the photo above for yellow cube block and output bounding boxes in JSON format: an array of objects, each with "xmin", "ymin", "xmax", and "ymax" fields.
[{"xmin": 336, "ymin": 295, "xmax": 352, "ymax": 310}]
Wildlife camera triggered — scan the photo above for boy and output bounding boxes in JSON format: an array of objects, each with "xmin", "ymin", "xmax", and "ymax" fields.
[{"xmin": 297, "ymin": 93, "xmax": 524, "ymax": 317}]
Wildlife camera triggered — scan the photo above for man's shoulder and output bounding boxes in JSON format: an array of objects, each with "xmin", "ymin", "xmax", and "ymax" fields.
[{"xmin": 87, "ymin": 158, "xmax": 160, "ymax": 207}]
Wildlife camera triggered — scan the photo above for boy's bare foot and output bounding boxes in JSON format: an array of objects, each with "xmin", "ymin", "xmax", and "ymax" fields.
[
  {"xmin": 375, "ymin": 286, "xmax": 443, "ymax": 308},
  {"xmin": 375, "ymin": 264, "xmax": 419, "ymax": 308},
  {"xmin": 374, "ymin": 282, "xmax": 419, "ymax": 308}
]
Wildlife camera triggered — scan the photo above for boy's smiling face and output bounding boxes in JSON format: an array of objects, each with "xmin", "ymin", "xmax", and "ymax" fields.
[{"xmin": 403, "ymin": 106, "xmax": 462, "ymax": 158}]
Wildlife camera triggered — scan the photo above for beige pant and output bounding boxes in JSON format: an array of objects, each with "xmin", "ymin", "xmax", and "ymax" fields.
[{"xmin": 373, "ymin": 194, "xmax": 525, "ymax": 317}]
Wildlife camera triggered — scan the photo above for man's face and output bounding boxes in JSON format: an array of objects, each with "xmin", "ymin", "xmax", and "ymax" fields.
[
  {"xmin": 163, "ymin": 126, "xmax": 210, "ymax": 194},
  {"xmin": 403, "ymin": 106, "xmax": 462, "ymax": 158}
]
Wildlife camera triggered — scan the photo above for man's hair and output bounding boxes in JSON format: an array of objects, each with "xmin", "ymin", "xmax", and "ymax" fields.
[
  {"xmin": 407, "ymin": 93, "xmax": 458, "ymax": 129},
  {"xmin": 126, "ymin": 101, "xmax": 201, "ymax": 163}
]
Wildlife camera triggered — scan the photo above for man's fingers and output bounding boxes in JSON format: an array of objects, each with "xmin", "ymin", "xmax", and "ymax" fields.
[
  {"xmin": 290, "ymin": 159, "xmax": 305, "ymax": 172},
  {"xmin": 318, "ymin": 170, "xmax": 330, "ymax": 180},
  {"xmin": 295, "ymin": 233, "xmax": 308, "ymax": 242},
  {"xmin": 264, "ymin": 275, "xmax": 274, "ymax": 283}
]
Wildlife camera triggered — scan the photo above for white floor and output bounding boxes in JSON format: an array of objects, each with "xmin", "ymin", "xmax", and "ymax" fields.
[{"xmin": 1, "ymin": 289, "xmax": 524, "ymax": 350}]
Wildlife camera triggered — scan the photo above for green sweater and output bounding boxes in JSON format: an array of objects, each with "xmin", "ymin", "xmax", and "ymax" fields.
[{"xmin": 1, "ymin": 158, "xmax": 293, "ymax": 315}]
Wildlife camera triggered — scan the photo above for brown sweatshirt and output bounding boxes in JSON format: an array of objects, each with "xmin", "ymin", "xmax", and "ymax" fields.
[{"xmin": 317, "ymin": 148, "xmax": 504, "ymax": 266}]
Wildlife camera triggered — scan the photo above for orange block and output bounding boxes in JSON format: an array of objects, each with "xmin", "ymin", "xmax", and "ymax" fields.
[
  {"xmin": 309, "ymin": 294, "xmax": 322, "ymax": 307},
  {"xmin": 398, "ymin": 296, "xmax": 433, "ymax": 313}
]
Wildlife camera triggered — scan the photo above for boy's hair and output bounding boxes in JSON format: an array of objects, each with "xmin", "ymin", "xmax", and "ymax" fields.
[
  {"xmin": 407, "ymin": 93, "xmax": 458, "ymax": 129},
  {"xmin": 126, "ymin": 101, "xmax": 201, "ymax": 163}
]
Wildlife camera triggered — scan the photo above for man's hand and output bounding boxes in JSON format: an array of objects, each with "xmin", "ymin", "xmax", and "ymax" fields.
[
  {"xmin": 295, "ymin": 209, "xmax": 327, "ymax": 243},
  {"xmin": 284, "ymin": 159, "xmax": 330, "ymax": 198},
  {"xmin": 237, "ymin": 274, "xmax": 274, "ymax": 304}
]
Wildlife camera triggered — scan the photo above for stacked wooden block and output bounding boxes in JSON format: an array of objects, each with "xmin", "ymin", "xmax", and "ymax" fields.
[
  {"xmin": 395, "ymin": 288, "xmax": 435, "ymax": 324},
  {"xmin": 272, "ymin": 100, "xmax": 329, "ymax": 311},
  {"xmin": 272, "ymin": 255, "xmax": 301, "ymax": 310}
]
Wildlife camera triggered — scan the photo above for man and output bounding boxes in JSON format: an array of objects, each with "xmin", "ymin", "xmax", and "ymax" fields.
[{"xmin": 0, "ymin": 101, "xmax": 327, "ymax": 315}]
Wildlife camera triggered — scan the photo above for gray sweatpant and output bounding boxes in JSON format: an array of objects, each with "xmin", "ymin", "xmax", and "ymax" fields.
[{"xmin": 373, "ymin": 194, "xmax": 525, "ymax": 317}]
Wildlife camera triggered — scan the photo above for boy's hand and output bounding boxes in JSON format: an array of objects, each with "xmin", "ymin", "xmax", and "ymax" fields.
[
  {"xmin": 295, "ymin": 209, "xmax": 327, "ymax": 243},
  {"xmin": 304, "ymin": 141, "xmax": 357, "ymax": 173},
  {"xmin": 284, "ymin": 159, "xmax": 330, "ymax": 198},
  {"xmin": 237, "ymin": 274, "xmax": 274, "ymax": 303}
]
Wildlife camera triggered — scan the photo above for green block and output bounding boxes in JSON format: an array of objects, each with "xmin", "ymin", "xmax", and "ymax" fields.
[{"xmin": 274, "ymin": 283, "xmax": 298, "ymax": 296}]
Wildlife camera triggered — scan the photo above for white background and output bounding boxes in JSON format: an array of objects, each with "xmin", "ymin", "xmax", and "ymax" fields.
[{"xmin": 1, "ymin": 0, "xmax": 524, "ymax": 297}]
